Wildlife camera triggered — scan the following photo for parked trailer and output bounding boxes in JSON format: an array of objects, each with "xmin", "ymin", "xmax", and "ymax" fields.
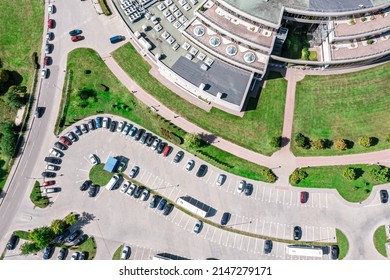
[
  {"xmin": 285, "ymin": 245, "xmax": 323, "ymax": 257},
  {"xmin": 176, "ymin": 197, "xmax": 208, "ymax": 218}
]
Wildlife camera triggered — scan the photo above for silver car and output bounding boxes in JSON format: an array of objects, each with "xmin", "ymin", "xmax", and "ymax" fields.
[
  {"xmin": 216, "ymin": 174, "xmax": 226, "ymax": 186},
  {"xmin": 185, "ymin": 160, "xmax": 195, "ymax": 171},
  {"xmin": 193, "ymin": 220, "xmax": 203, "ymax": 234}
]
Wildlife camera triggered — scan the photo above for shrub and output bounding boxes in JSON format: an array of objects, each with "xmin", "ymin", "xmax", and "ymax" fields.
[
  {"xmin": 301, "ymin": 47, "xmax": 310, "ymax": 60},
  {"xmin": 311, "ymin": 139, "xmax": 325, "ymax": 150},
  {"xmin": 0, "ymin": 69, "xmax": 9, "ymax": 84},
  {"xmin": 290, "ymin": 169, "xmax": 308, "ymax": 184},
  {"xmin": 386, "ymin": 133, "xmax": 390, "ymax": 142},
  {"xmin": 343, "ymin": 167, "xmax": 358, "ymax": 181},
  {"xmin": 184, "ymin": 133, "xmax": 202, "ymax": 148},
  {"xmin": 369, "ymin": 166, "xmax": 390, "ymax": 182},
  {"xmin": 348, "ymin": 18, "xmax": 356, "ymax": 25},
  {"xmin": 366, "ymin": 39, "xmax": 374, "ymax": 45},
  {"xmin": 334, "ymin": 138, "xmax": 348, "ymax": 151},
  {"xmin": 261, "ymin": 169, "xmax": 277, "ymax": 183},
  {"xmin": 358, "ymin": 136, "xmax": 373, "ymax": 147},
  {"xmin": 0, "ymin": 122, "xmax": 17, "ymax": 157},
  {"xmin": 65, "ymin": 212, "xmax": 78, "ymax": 226},
  {"xmin": 160, "ymin": 128, "xmax": 182, "ymax": 145},
  {"xmin": 294, "ymin": 133, "xmax": 310, "ymax": 149},
  {"xmin": 269, "ymin": 136, "xmax": 281, "ymax": 148},
  {"xmin": 20, "ymin": 242, "xmax": 40, "ymax": 255}
]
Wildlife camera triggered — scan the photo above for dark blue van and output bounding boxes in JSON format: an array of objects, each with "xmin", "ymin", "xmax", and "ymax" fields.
[{"xmin": 109, "ymin": 35, "xmax": 124, "ymax": 44}]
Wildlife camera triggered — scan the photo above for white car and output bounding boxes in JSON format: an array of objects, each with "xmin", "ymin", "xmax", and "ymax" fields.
[
  {"xmin": 117, "ymin": 121, "xmax": 125, "ymax": 133},
  {"xmin": 151, "ymin": 138, "xmax": 160, "ymax": 150},
  {"xmin": 71, "ymin": 252, "xmax": 80, "ymax": 260},
  {"xmin": 216, "ymin": 174, "xmax": 226, "ymax": 186},
  {"xmin": 102, "ymin": 117, "xmax": 109, "ymax": 128},
  {"xmin": 89, "ymin": 154, "xmax": 99, "ymax": 165},
  {"xmin": 48, "ymin": 4, "xmax": 54, "ymax": 14},
  {"xmin": 126, "ymin": 184, "xmax": 136, "ymax": 197},
  {"xmin": 49, "ymin": 148, "xmax": 61, "ymax": 157},
  {"xmin": 121, "ymin": 246, "xmax": 130, "ymax": 260},
  {"xmin": 140, "ymin": 189, "xmax": 150, "ymax": 201},
  {"xmin": 46, "ymin": 32, "xmax": 53, "ymax": 41},
  {"xmin": 45, "ymin": 164, "xmax": 56, "ymax": 171},
  {"xmin": 185, "ymin": 160, "xmax": 195, "ymax": 171},
  {"xmin": 120, "ymin": 181, "xmax": 131, "ymax": 193},
  {"xmin": 237, "ymin": 180, "xmax": 246, "ymax": 193},
  {"xmin": 41, "ymin": 68, "xmax": 47, "ymax": 79}
]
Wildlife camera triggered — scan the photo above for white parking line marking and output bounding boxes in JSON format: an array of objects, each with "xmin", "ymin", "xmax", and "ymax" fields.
[
  {"xmin": 268, "ymin": 188, "xmax": 272, "ymax": 203},
  {"xmin": 261, "ymin": 187, "xmax": 266, "ymax": 201},
  {"xmin": 205, "ymin": 170, "xmax": 214, "ymax": 184}
]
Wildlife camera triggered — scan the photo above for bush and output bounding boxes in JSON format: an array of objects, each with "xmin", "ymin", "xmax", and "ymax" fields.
[
  {"xmin": 0, "ymin": 69, "xmax": 9, "ymax": 84},
  {"xmin": 269, "ymin": 136, "xmax": 281, "ymax": 148},
  {"xmin": 290, "ymin": 169, "xmax": 308, "ymax": 184},
  {"xmin": 65, "ymin": 212, "xmax": 78, "ymax": 226},
  {"xmin": 311, "ymin": 139, "xmax": 325, "ymax": 150},
  {"xmin": 385, "ymin": 133, "xmax": 390, "ymax": 142},
  {"xmin": 184, "ymin": 133, "xmax": 202, "ymax": 148},
  {"xmin": 160, "ymin": 128, "xmax": 182, "ymax": 145},
  {"xmin": 301, "ymin": 47, "xmax": 310, "ymax": 60},
  {"xmin": 343, "ymin": 167, "xmax": 358, "ymax": 181},
  {"xmin": 261, "ymin": 169, "xmax": 277, "ymax": 183},
  {"xmin": 20, "ymin": 242, "xmax": 40, "ymax": 255},
  {"xmin": 358, "ymin": 136, "xmax": 373, "ymax": 147},
  {"xmin": 369, "ymin": 166, "xmax": 390, "ymax": 182},
  {"xmin": 294, "ymin": 133, "xmax": 310, "ymax": 149},
  {"xmin": 0, "ymin": 122, "xmax": 17, "ymax": 157},
  {"xmin": 366, "ymin": 39, "xmax": 374, "ymax": 45},
  {"xmin": 334, "ymin": 138, "xmax": 348, "ymax": 151}
]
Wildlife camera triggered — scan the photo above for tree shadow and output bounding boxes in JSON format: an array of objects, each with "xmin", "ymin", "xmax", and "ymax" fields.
[
  {"xmin": 76, "ymin": 212, "xmax": 96, "ymax": 229},
  {"xmin": 200, "ymin": 133, "xmax": 218, "ymax": 145},
  {"xmin": 324, "ymin": 139, "xmax": 333, "ymax": 149},
  {"xmin": 355, "ymin": 168, "xmax": 364, "ymax": 179},
  {"xmin": 371, "ymin": 137, "xmax": 379, "ymax": 146},
  {"xmin": 281, "ymin": 137, "xmax": 290, "ymax": 148},
  {"xmin": 345, "ymin": 139, "xmax": 354, "ymax": 149}
]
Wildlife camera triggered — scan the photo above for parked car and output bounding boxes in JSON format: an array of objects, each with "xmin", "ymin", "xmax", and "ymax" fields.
[
  {"xmin": 71, "ymin": 252, "xmax": 80, "ymax": 260},
  {"xmin": 121, "ymin": 246, "xmax": 130, "ymax": 260},
  {"xmin": 140, "ymin": 189, "xmax": 150, "ymax": 201},
  {"xmin": 380, "ymin": 190, "xmax": 388, "ymax": 204},
  {"xmin": 156, "ymin": 142, "xmax": 166, "ymax": 154},
  {"xmin": 6, "ymin": 235, "xmax": 19, "ymax": 250},
  {"xmin": 43, "ymin": 187, "xmax": 61, "ymax": 194},
  {"xmin": 185, "ymin": 160, "xmax": 195, "ymax": 171},
  {"xmin": 151, "ymin": 138, "xmax": 160, "ymax": 150},
  {"xmin": 193, "ymin": 220, "xmax": 203, "ymax": 234},
  {"xmin": 110, "ymin": 121, "xmax": 117, "ymax": 132},
  {"xmin": 43, "ymin": 56, "xmax": 50, "ymax": 66},
  {"xmin": 140, "ymin": 132, "xmax": 150, "ymax": 144},
  {"xmin": 41, "ymin": 68, "xmax": 48, "ymax": 79},
  {"xmin": 66, "ymin": 230, "xmax": 81, "ymax": 243},
  {"xmin": 173, "ymin": 151, "xmax": 184, "ymax": 163},
  {"xmin": 66, "ymin": 131, "xmax": 78, "ymax": 142},
  {"xmin": 48, "ymin": 4, "xmax": 54, "ymax": 14},
  {"xmin": 42, "ymin": 180, "xmax": 55, "ymax": 187},
  {"xmin": 331, "ymin": 245, "xmax": 339, "ymax": 260},
  {"xmin": 34, "ymin": 107, "xmax": 42, "ymax": 118},
  {"xmin": 293, "ymin": 226, "xmax": 302, "ymax": 240},
  {"xmin": 117, "ymin": 161, "xmax": 127, "ymax": 172},
  {"xmin": 216, "ymin": 174, "xmax": 226, "ymax": 186},
  {"xmin": 49, "ymin": 148, "xmax": 63, "ymax": 157},
  {"xmin": 149, "ymin": 195, "xmax": 160, "ymax": 208},
  {"xmin": 128, "ymin": 126, "xmax": 137, "ymax": 137},
  {"xmin": 54, "ymin": 141, "xmax": 67, "ymax": 150},
  {"xmin": 45, "ymin": 43, "xmax": 51, "ymax": 54},
  {"xmin": 57, "ymin": 248, "xmax": 68, "ymax": 260},
  {"xmin": 117, "ymin": 121, "xmax": 126, "ymax": 132},
  {"xmin": 48, "ymin": 19, "xmax": 55, "ymax": 28},
  {"xmin": 244, "ymin": 183, "xmax": 253, "ymax": 196},
  {"xmin": 42, "ymin": 245, "xmax": 53, "ymax": 260},
  {"xmin": 79, "ymin": 251, "xmax": 88, "ymax": 260},
  {"xmin": 80, "ymin": 124, "xmax": 88, "ymax": 134},
  {"xmin": 71, "ymin": 35, "xmax": 83, "ymax": 42},
  {"xmin": 80, "ymin": 180, "xmax": 92, "ymax": 191},
  {"xmin": 162, "ymin": 145, "xmax": 171, "ymax": 157},
  {"xmin": 46, "ymin": 31, "xmax": 53, "ymax": 40},
  {"xmin": 57, "ymin": 229, "xmax": 71, "ymax": 243},
  {"xmin": 89, "ymin": 154, "xmax": 99, "ymax": 165},
  {"xmin": 88, "ymin": 185, "xmax": 99, "ymax": 197},
  {"xmin": 237, "ymin": 180, "xmax": 246, "ymax": 193},
  {"xmin": 88, "ymin": 119, "xmax": 96, "ymax": 131},
  {"xmin": 69, "ymin": 29, "xmax": 82, "ymax": 36},
  {"xmin": 120, "ymin": 181, "xmax": 131, "ymax": 193},
  {"xmin": 264, "ymin": 240, "xmax": 273, "ymax": 254},
  {"xmin": 122, "ymin": 123, "xmax": 131, "ymax": 135},
  {"xmin": 59, "ymin": 136, "xmax": 72, "ymax": 146},
  {"xmin": 220, "ymin": 212, "xmax": 231, "ymax": 226},
  {"xmin": 196, "ymin": 164, "xmax": 208, "ymax": 177},
  {"xmin": 44, "ymin": 157, "xmax": 62, "ymax": 164},
  {"xmin": 300, "ymin": 191, "xmax": 309, "ymax": 204},
  {"xmin": 157, "ymin": 199, "xmax": 167, "ymax": 210},
  {"xmin": 126, "ymin": 183, "xmax": 136, "ymax": 197},
  {"xmin": 73, "ymin": 126, "xmax": 82, "ymax": 136},
  {"xmin": 102, "ymin": 117, "xmax": 109, "ymax": 129},
  {"xmin": 133, "ymin": 186, "xmax": 143, "ymax": 199},
  {"xmin": 73, "ymin": 234, "xmax": 88, "ymax": 246},
  {"xmin": 42, "ymin": 171, "xmax": 56, "ymax": 178},
  {"xmin": 163, "ymin": 203, "xmax": 174, "ymax": 216},
  {"xmin": 134, "ymin": 128, "xmax": 145, "ymax": 141},
  {"xmin": 129, "ymin": 166, "xmax": 139, "ymax": 178},
  {"xmin": 145, "ymin": 134, "xmax": 155, "ymax": 146}
]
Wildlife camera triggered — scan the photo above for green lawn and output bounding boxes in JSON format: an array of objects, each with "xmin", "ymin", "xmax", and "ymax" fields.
[
  {"xmin": 336, "ymin": 229, "xmax": 349, "ymax": 260},
  {"xmin": 77, "ymin": 236, "xmax": 97, "ymax": 260},
  {"xmin": 59, "ymin": 48, "xmax": 275, "ymax": 182},
  {"xmin": 112, "ymin": 245, "xmax": 123, "ymax": 260},
  {"xmin": 29, "ymin": 181, "xmax": 49, "ymax": 208},
  {"xmin": 293, "ymin": 63, "xmax": 390, "ymax": 156},
  {"xmin": 291, "ymin": 164, "xmax": 388, "ymax": 202},
  {"xmin": 89, "ymin": 164, "xmax": 112, "ymax": 186},
  {"xmin": 0, "ymin": 0, "xmax": 44, "ymax": 190},
  {"xmin": 112, "ymin": 43, "xmax": 287, "ymax": 156},
  {"xmin": 373, "ymin": 225, "xmax": 389, "ymax": 257}
]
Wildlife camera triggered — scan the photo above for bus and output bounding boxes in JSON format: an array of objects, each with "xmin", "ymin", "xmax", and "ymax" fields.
[
  {"xmin": 176, "ymin": 197, "xmax": 208, "ymax": 218},
  {"xmin": 285, "ymin": 245, "xmax": 323, "ymax": 257}
]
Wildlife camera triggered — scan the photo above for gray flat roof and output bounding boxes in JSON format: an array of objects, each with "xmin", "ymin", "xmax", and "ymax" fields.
[
  {"xmin": 220, "ymin": 0, "xmax": 389, "ymax": 25},
  {"xmin": 171, "ymin": 56, "xmax": 251, "ymax": 106}
]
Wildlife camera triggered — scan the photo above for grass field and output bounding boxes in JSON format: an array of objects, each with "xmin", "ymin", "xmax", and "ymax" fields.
[
  {"xmin": 291, "ymin": 164, "xmax": 388, "ymax": 202},
  {"xmin": 293, "ymin": 63, "xmax": 390, "ymax": 156},
  {"xmin": 89, "ymin": 164, "xmax": 112, "ymax": 186},
  {"xmin": 59, "ymin": 48, "xmax": 274, "ymax": 182},
  {"xmin": 373, "ymin": 225, "xmax": 389, "ymax": 257},
  {"xmin": 112, "ymin": 245, "xmax": 123, "ymax": 260},
  {"xmin": 77, "ymin": 236, "xmax": 97, "ymax": 260},
  {"xmin": 0, "ymin": 0, "xmax": 44, "ymax": 190},
  {"xmin": 336, "ymin": 229, "xmax": 349, "ymax": 259},
  {"xmin": 112, "ymin": 43, "xmax": 287, "ymax": 156},
  {"xmin": 29, "ymin": 181, "xmax": 49, "ymax": 208}
]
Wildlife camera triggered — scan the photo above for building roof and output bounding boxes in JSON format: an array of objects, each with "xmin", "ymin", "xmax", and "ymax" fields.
[{"xmin": 104, "ymin": 157, "xmax": 118, "ymax": 173}]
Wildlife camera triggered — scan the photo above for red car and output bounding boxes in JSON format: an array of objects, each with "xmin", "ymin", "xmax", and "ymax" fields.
[
  {"xmin": 71, "ymin": 35, "xmax": 83, "ymax": 42},
  {"xmin": 300, "ymin": 191, "xmax": 308, "ymax": 204},
  {"xmin": 162, "ymin": 145, "xmax": 171, "ymax": 157},
  {"xmin": 48, "ymin": 19, "xmax": 55, "ymax": 29},
  {"xmin": 43, "ymin": 180, "xmax": 55, "ymax": 187},
  {"xmin": 43, "ymin": 56, "xmax": 50, "ymax": 66},
  {"xmin": 59, "ymin": 136, "xmax": 72, "ymax": 146}
]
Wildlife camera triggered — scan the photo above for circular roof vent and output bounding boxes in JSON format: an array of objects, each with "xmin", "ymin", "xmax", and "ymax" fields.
[
  {"xmin": 226, "ymin": 45, "xmax": 238, "ymax": 56},
  {"xmin": 193, "ymin": 25, "xmax": 205, "ymax": 37},
  {"xmin": 244, "ymin": 52, "xmax": 256, "ymax": 63},
  {"xmin": 209, "ymin": 36, "xmax": 221, "ymax": 47}
]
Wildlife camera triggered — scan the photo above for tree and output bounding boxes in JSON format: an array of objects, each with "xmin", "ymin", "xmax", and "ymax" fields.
[
  {"xmin": 369, "ymin": 166, "xmax": 390, "ymax": 182},
  {"xmin": 290, "ymin": 169, "xmax": 308, "ymax": 184},
  {"xmin": 358, "ymin": 136, "xmax": 373, "ymax": 148},
  {"xmin": 269, "ymin": 136, "xmax": 282, "ymax": 148},
  {"xmin": 20, "ymin": 242, "xmax": 40, "ymax": 255},
  {"xmin": 334, "ymin": 139, "xmax": 347, "ymax": 151},
  {"xmin": 3, "ymin": 91, "xmax": 24, "ymax": 109},
  {"xmin": 50, "ymin": 219, "xmax": 67, "ymax": 235},
  {"xmin": 184, "ymin": 133, "xmax": 202, "ymax": 148},
  {"xmin": 343, "ymin": 167, "xmax": 358, "ymax": 181},
  {"xmin": 0, "ymin": 69, "xmax": 9, "ymax": 84},
  {"xmin": 0, "ymin": 122, "xmax": 17, "ymax": 157},
  {"xmin": 261, "ymin": 169, "xmax": 277, "ymax": 183},
  {"xmin": 311, "ymin": 139, "xmax": 325, "ymax": 150},
  {"xmin": 65, "ymin": 212, "xmax": 78, "ymax": 226},
  {"xmin": 301, "ymin": 47, "xmax": 310, "ymax": 60},
  {"xmin": 28, "ymin": 226, "xmax": 55, "ymax": 249},
  {"xmin": 294, "ymin": 133, "xmax": 310, "ymax": 149}
]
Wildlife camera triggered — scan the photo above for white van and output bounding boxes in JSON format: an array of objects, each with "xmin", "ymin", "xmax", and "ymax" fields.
[{"xmin": 105, "ymin": 174, "xmax": 121, "ymax": 190}]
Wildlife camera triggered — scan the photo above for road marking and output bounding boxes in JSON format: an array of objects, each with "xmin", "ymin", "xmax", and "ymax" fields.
[
  {"xmin": 325, "ymin": 192, "xmax": 328, "ymax": 208},
  {"xmin": 218, "ymin": 230, "xmax": 224, "ymax": 245},
  {"xmin": 282, "ymin": 191, "xmax": 286, "ymax": 205},
  {"xmin": 261, "ymin": 187, "xmax": 266, "ymax": 201},
  {"xmin": 261, "ymin": 220, "xmax": 265, "ymax": 235},
  {"xmin": 275, "ymin": 189, "xmax": 279, "ymax": 204},
  {"xmin": 268, "ymin": 188, "xmax": 273, "ymax": 203},
  {"xmin": 226, "ymin": 178, "xmax": 232, "ymax": 193}
]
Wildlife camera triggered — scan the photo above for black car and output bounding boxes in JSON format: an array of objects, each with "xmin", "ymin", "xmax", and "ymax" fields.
[
  {"xmin": 173, "ymin": 151, "xmax": 184, "ymax": 163},
  {"xmin": 42, "ymin": 171, "xmax": 56, "ymax": 178},
  {"xmin": 88, "ymin": 119, "xmax": 96, "ymax": 130},
  {"xmin": 44, "ymin": 157, "xmax": 62, "ymax": 164},
  {"xmin": 6, "ymin": 235, "xmax": 19, "ymax": 250},
  {"xmin": 163, "ymin": 203, "xmax": 174, "ymax": 216},
  {"xmin": 133, "ymin": 186, "xmax": 143, "ymax": 199},
  {"xmin": 128, "ymin": 126, "xmax": 137, "ymax": 137},
  {"xmin": 220, "ymin": 212, "xmax": 231, "ymax": 226},
  {"xmin": 65, "ymin": 230, "xmax": 82, "ymax": 243},
  {"xmin": 145, "ymin": 134, "xmax": 155, "ymax": 146},
  {"xmin": 43, "ymin": 245, "xmax": 53, "ymax": 260},
  {"xmin": 80, "ymin": 180, "xmax": 92, "ymax": 191},
  {"xmin": 57, "ymin": 229, "xmax": 71, "ymax": 243},
  {"xmin": 57, "ymin": 248, "xmax": 68, "ymax": 260},
  {"xmin": 293, "ymin": 226, "xmax": 302, "ymax": 240},
  {"xmin": 95, "ymin": 116, "xmax": 102, "ymax": 128},
  {"xmin": 149, "ymin": 195, "xmax": 161, "ymax": 208},
  {"xmin": 54, "ymin": 141, "xmax": 67, "ymax": 150},
  {"xmin": 140, "ymin": 132, "xmax": 150, "ymax": 144},
  {"xmin": 244, "ymin": 183, "xmax": 253, "ymax": 196},
  {"xmin": 109, "ymin": 121, "xmax": 117, "ymax": 132},
  {"xmin": 264, "ymin": 240, "xmax": 273, "ymax": 254},
  {"xmin": 34, "ymin": 107, "xmax": 42, "ymax": 118},
  {"xmin": 88, "ymin": 185, "xmax": 99, "ymax": 197},
  {"xmin": 79, "ymin": 251, "xmax": 88, "ymax": 260},
  {"xmin": 66, "ymin": 131, "xmax": 78, "ymax": 142},
  {"xmin": 74, "ymin": 234, "xmax": 88, "ymax": 246},
  {"xmin": 331, "ymin": 245, "xmax": 339, "ymax": 260},
  {"xmin": 135, "ymin": 128, "xmax": 145, "ymax": 141},
  {"xmin": 196, "ymin": 164, "xmax": 208, "ymax": 177},
  {"xmin": 156, "ymin": 142, "xmax": 166, "ymax": 154},
  {"xmin": 74, "ymin": 125, "xmax": 82, "ymax": 136},
  {"xmin": 380, "ymin": 190, "xmax": 388, "ymax": 204}
]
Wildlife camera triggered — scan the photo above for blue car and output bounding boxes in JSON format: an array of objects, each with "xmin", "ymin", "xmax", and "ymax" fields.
[
  {"xmin": 95, "ymin": 117, "xmax": 102, "ymax": 128},
  {"xmin": 69, "ymin": 29, "xmax": 82, "ymax": 36},
  {"xmin": 157, "ymin": 199, "xmax": 167, "ymax": 210}
]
